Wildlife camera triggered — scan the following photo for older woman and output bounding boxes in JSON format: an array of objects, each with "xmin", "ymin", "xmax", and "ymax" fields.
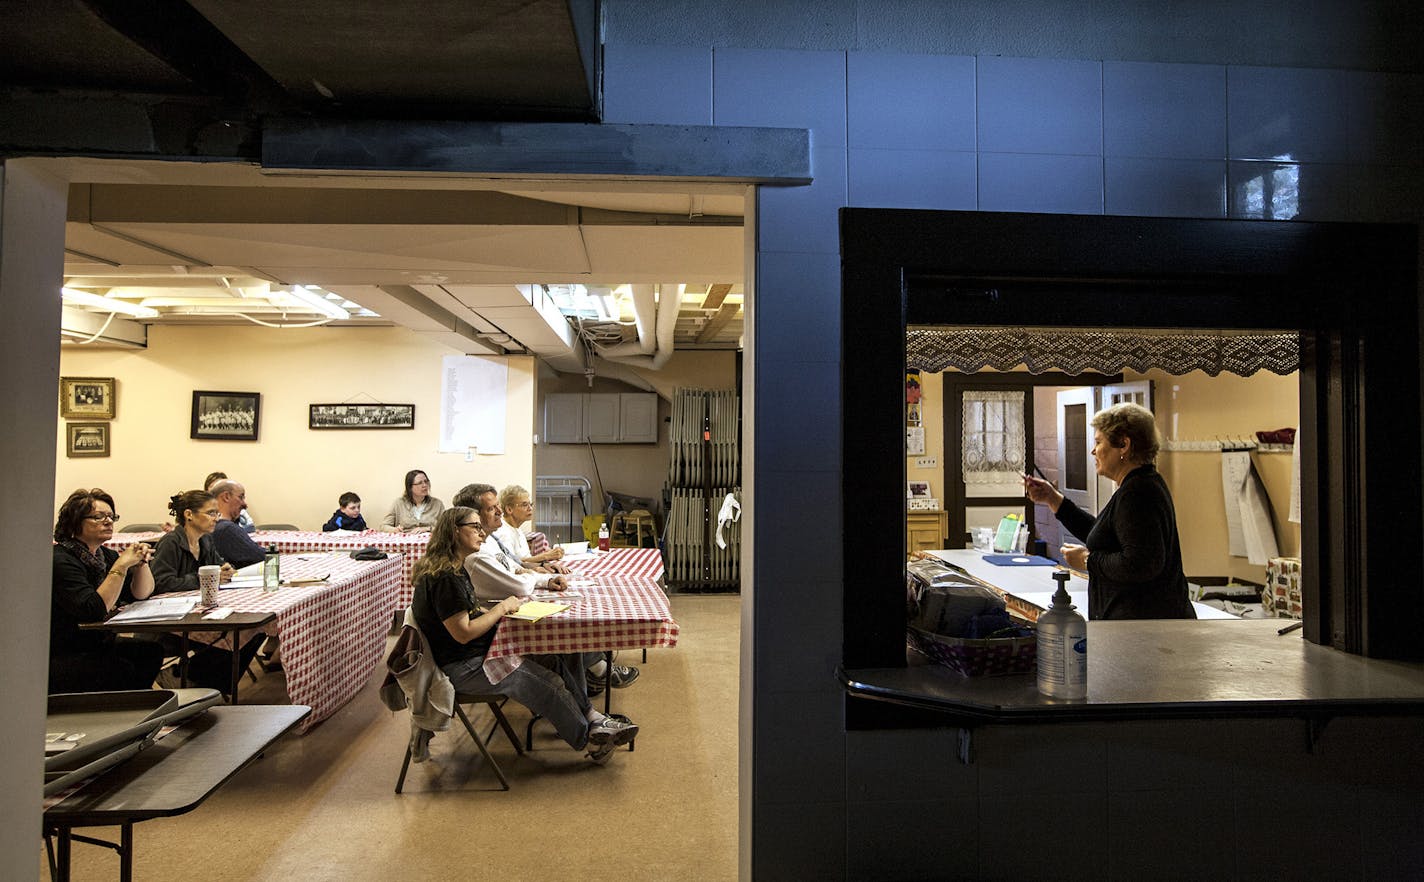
[
  {"xmin": 150, "ymin": 489, "xmax": 232, "ymax": 593},
  {"xmin": 50, "ymin": 488, "xmax": 167, "ymax": 692},
  {"xmin": 149, "ymin": 489, "xmax": 263, "ymax": 693},
  {"xmin": 381, "ymin": 469, "xmax": 445, "ymax": 533},
  {"xmin": 494, "ymin": 484, "xmax": 567, "ymax": 573},
  {"xmin": 409, "ymin": 507, "xmax": 638, "ymax": 764},
  {"xmin": 1023, "ymin": 402, "xmax": 1195, "ymax": 620}
]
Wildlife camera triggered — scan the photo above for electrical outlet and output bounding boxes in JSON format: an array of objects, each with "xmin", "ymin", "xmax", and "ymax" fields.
[
  {"xmin": 914, "ymin": 456, "xmax": 938, "ymax": 469},
  {"xmin": 465, "ymin": 447, "xmax": 475, "ymax": 462}
]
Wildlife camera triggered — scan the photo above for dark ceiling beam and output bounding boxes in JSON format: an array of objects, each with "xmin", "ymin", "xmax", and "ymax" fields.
[
  {"xmin": 77, "ymin": 0, "xmax": 296, "ymax": 114},
  {"xmin": 262, "ymin": 120, "xmax": 812, "ymax": 184}
]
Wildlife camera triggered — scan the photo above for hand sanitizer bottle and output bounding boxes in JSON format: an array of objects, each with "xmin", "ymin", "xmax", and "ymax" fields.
[
  {"xmin": 1036, "ymin": 571, "xmax": 1087, "ymax": 699},
  {"xmin": 262, "ymin": 545, "xmax": 280, "ymax": 592}
]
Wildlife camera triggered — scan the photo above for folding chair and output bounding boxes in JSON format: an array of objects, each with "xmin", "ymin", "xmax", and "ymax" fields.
[{"xmin": 394, "ymin": 694, "xmax": 525, "ymax": 793}]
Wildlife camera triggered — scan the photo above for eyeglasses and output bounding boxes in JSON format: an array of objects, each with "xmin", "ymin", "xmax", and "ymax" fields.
[
  {"xmin": 198, "ymin": 509, "xmax": 220, "ymax": 518},
  {"xmin": 458, "ymin": 521, "xmax": 484, "ymax": 530},
  {"xmin": 514, "ymin": 500, "xmax": 534, "ymax": 509},
  {"xmin": 412, "ymin": 479, "xmax": 430, "ymax": 486},
  {"xmin": 83, "ymin": 513, "xmax": 120, "ymax": 523}
]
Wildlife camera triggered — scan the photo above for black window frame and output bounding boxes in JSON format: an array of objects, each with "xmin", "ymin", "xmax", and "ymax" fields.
[{"xmin": 842, "ymin": 209, "xmax": 1420, "ymax": 668}]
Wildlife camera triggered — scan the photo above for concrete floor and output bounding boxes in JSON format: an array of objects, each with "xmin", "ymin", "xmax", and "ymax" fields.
[{"xmin": 42, "ymin": 594, "xmax": 740, "ymax": 881}]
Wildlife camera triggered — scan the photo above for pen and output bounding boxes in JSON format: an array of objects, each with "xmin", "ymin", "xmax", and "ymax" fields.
[
  {"xmin": 1030, "ymin": 463, "xmax": 1050, "ymax": 481},
  {"xmin": 1277, "ymin": 621, "xmax": 1303, "ymax": 635}
]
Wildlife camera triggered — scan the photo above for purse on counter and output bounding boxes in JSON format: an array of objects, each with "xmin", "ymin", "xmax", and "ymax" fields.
[{"xmin": 350, "ymin": 546, "xmax": 388, "ymax": 560}]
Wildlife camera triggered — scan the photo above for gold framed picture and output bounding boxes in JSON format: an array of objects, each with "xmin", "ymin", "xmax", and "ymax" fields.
[
  {"xmin": 66, "ymin": 422, "xmax": 110, "ymax": 457},
  {"xmin": 60, "ymin": 376, "xmax": 116, "ymax": 419}
]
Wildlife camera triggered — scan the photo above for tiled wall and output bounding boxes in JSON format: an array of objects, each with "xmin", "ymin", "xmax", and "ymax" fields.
[{"xmin": 604, "ymin": 42, "xmax": 1424, "ymax": 880}]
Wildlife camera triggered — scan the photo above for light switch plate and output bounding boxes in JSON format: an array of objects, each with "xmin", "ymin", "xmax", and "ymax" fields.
[{"xmin": 914, "ymin": 456, "xmax": 938, "ymax": 468}]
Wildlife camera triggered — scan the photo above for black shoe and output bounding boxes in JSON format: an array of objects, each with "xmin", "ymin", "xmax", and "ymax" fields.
[{"xmin": 587, "ymin": 664, "xmax": 639, "ymax": 693}]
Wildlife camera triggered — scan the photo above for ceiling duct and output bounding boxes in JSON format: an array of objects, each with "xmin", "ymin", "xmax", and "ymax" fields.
[{"xmin": 597, "ymin": 283, "xmax": 680, "ymax": 371}]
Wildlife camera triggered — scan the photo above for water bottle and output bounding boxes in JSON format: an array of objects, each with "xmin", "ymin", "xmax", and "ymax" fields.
[
  {"xmin": 597, "ymin": 521, "xmax": 610, "ymax": 552},
  {"xmin": 262, "ymin": 544, "xmax": 280, "ymax": 592},
  {"xmin": 1036, "ymin": 571, "xmax": 1087, "ymax": 699}
]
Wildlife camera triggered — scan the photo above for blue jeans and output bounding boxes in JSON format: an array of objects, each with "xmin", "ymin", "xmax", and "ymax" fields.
[{"xmin": 441, "ymin": 653, "xmax": 592, "ymax": 750}]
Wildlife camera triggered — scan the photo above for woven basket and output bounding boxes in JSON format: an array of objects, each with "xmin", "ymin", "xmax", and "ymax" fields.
[{"xmin": 908, "ymin": 626, "xmax": 1037, "ymax": 677}]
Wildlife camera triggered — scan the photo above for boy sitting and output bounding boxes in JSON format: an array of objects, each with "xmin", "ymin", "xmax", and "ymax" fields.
[{"xmin": 322, "ymin": 492, "xmax": 368, "ymax": 532}]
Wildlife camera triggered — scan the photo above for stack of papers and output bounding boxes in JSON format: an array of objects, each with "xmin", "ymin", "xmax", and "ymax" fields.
[
  {"xmin": 110, "ymin": 597, "xmax": 197, "ymax": 623},
  {"xmin": 505, "ymin": 601, "xmax": 569, "ymax": 622}
]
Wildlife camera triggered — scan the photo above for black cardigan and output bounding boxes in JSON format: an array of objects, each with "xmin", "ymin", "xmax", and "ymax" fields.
[{"xmin": 1055, "ymin": 463, "xmax": 1196, "ymax": 620}]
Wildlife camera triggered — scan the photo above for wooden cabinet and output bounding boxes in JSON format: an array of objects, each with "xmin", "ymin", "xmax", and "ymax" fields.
[
  {"xmin": 544, "ymin": 393, "xmax": 658, "ymax": 444},
  {"xmin": 907, "ymin": 510, "xmax": 947, "ymax": 555}
]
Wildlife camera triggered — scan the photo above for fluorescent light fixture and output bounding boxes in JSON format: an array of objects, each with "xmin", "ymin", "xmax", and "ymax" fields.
[
  {"xmin": 60, "ymin": 287, "xmax": 159, "ymax": 318},
  {"xmin": 283, "ymin": 285, "xmax": 349, "ymax": 320}
]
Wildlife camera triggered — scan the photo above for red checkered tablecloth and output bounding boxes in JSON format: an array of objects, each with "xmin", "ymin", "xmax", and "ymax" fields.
[
  {"xmin": 108, "ymin": 529, "xmax": 427, "ymax": 609},
  {"xmin": 157, "ymin": 554, "xmax": 402, "ymax": 732},
  {"xmin": 564, "ymin": 547, "xmax": 665, "ymax": 581},
  {"xmin": 482, "ymin": 574, "xmax": 678, "ymax": 683}
]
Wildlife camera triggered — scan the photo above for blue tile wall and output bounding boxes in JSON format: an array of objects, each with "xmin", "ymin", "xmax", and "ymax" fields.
[
  {"xmin": 847, "ymin": 52, "xmax": 976, "ymax": 150},
  {"xmin": 1227, "ymin": 160, "xmax": 1352, "ymax": 221},
  {"xmin": 755, "ymin": 250, "xmax": 840, "ymax": 364},
  {"xmin": 1228, "ymin": 65, "xmax": 1354, "ymax": 163},
  {"xmin": 1106, "ymin": 157, "xmax": 1226, "ymax": 218},
  {"xmin": 978, "ymin": 152, "xmax": 1103, "ymax": 214},
  {"xmin": 1345, "ymin": 70, "xmax": 1424, "ymax": 165},
  {"xmin": 848, "ymin": 148, "xmax": 976, "ymax": 210},
  {"xmin": 602, "ymin": 43, "xmax": 712, "ymax": 125},
  {"xmin": 978, "ymin": 56, "xmax": 1103, "ymax": 155},
  {"xmin": 714, "ymin": 47, "xmax": 847, "ymax": 147},
  {"xmin": 1104, "ymin": 61, "xmax": 1226, "ymax": 159}
]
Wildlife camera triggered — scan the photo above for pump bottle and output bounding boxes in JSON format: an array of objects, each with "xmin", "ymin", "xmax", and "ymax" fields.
[{"xmin": 1036, "ymin": 570, "xmax": 1087, "ymax": 699}]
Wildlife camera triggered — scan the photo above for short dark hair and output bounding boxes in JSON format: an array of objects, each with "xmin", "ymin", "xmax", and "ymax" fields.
[
  {"xmin": 203, "ymin": 471, "xmax": 227, "ymax": 491},
  {"xmin": 54, "ymin": 488, "xmax": 117, "ymax": 542},
  {"xmin": 452, "ymin": 482, "xmax": 496, "ymax": 509},
  {"xmin": 339, "ymin": 491, "xmax": 361, "ymax": 507}
]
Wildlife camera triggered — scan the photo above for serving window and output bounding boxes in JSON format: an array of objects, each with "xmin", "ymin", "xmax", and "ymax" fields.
[{"xmin": 841, "ymin": 209, "xmax": 1421, "ymax": 672}]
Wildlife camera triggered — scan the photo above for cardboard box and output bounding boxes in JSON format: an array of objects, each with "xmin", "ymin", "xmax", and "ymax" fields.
[{"xmin": 1263, "ymin": 557, "xmax": 1302, "ymax": 619}]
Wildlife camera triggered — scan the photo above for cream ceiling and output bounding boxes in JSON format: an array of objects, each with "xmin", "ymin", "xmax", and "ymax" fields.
[{"xmin": 53, "ymin": 159, "xmax": 747, "ymax": 361}]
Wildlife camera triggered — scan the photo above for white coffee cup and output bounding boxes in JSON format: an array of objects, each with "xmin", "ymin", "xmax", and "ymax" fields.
[{"xmin": 199, "ymin": 565, "xmax": 221, "ymax": 606}]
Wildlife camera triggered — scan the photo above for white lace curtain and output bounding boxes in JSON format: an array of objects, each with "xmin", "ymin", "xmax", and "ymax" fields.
[{"xmin": 962, "ymin": 390, "xmax": 1025, "ymax": 483}]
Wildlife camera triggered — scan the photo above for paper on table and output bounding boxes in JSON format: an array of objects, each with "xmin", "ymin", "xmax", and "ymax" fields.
[
  {"xmin": 531, "ymin": 591, "xmax": 581, "ymax": 601},
  {"xmin": 504, "ymin": 601, "xmax": 569, "ymax": 622},
  {"xmin": 110, "ymin": 597, "xmax": 197, "ymax": 622}
]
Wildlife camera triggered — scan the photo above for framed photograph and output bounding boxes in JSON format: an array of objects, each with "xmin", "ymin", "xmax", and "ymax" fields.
[
  {"xmin": 309, "ymin": 403, "xmax": 415, "ymax": 430},
  {"xmin": 66, "ymin": 422, "xmax": 110, "ymax": 457},
  {"xmin": 59, "ymin": 376, "xmax": 116, "ymax": 419},
  {"xmin": 907, "ymin": 480, "xmax": 931, "ymax": 498},
  {"xmin": 191, "ymin": 391, "xmax": 261, "ymax": 441}
]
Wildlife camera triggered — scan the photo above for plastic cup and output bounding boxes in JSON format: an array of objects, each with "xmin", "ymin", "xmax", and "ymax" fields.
[{"xmin": 199, "ymin": 565, "xmax": 221, "ymax": 606}]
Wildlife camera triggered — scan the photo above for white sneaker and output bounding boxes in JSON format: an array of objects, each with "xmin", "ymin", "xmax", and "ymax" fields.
[{"xmin": 587, "ymin": 715, "xmax": 639, "ymax": 746}]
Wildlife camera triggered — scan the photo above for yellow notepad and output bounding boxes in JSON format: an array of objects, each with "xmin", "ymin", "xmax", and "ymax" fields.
[{"xmin": 504, "ymin": 601, "xmax": 569, "ymax": 622}]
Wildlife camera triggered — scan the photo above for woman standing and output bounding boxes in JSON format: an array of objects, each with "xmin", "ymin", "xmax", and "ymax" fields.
[
  {"xmin": 409, "ymin": 507, "xmax": 638, "ymax": 764},
  {"xmin": 1023, "ymin": 402, "xmax": 1196, "ymax": 620},
  {"xmin": 381, "ymin": 469, "xmax": 445, "ymax": 533},
  {"xmin": 50, "ymin": 488, "xmax": 166, "ymax": 692}
]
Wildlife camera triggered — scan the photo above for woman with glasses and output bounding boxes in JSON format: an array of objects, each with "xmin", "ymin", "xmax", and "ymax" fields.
[
  {"xmin": 150, "ymin": 489, "xmax": 233, "ymax": 594},
  {"xmin": 50, "ymin": 488, "xmax": 166, "ymax": 692},
  {"xmin": 380, "ymin": 469, "xmax": 445, "ymax": 533},
  {"xmin": 495, "ymin": 484, "xmax": 568, "ymax": 573},
  {"xmin": 408, "ymin": 507, "xmax": 639, "ymax": 764},
  {"xmin": 149, "ymin": 489, "xmax": 263, "ymax": 693}
]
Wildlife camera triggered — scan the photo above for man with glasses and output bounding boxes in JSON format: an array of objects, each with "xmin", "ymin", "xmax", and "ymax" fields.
[
  {"xmin": 453, "ymin": 482, "xmax": 640, "ymax": 694},
  {"xmin": 209, "ymin": 479, "xmax": 266, "ymax": 568}
]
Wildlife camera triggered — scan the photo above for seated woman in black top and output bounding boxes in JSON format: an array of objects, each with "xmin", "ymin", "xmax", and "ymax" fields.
[
  {"xmin": 410, "ymin": 507, "xmax": 639, "ymax": 764},
  {"xmin": 50, "ymin": 488, "xmax": 166, "ymax": 693},
  {"xmin": 148, "ymin": 489, "xmax": 265, "ymax": 692},
  {"xmin": 1023, "ymin": 402, "xmax": 1196, "ymax": 620}
]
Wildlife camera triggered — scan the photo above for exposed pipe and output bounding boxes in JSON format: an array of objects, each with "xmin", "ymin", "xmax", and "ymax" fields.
[
  {"xmin": 595, "ymin": 283, "xmax": 656, "ymax": 357},
  {"xmin": 601, "ymin": 283, "xmax": 680, "ymax": 371}
]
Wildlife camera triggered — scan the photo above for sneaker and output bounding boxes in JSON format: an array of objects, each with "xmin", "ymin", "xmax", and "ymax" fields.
[
  {"xmin": 587, "ymin": 740, "xmax": 618, "ymax": 765},
  {"xmin": 587, "ymin": 714, "xmax": 639, "ymax": 746},
  {"xmin": 410, "ymin": 723, "xmax": 434, "ymax": 763},
  {"xmin": 587, "ymin": 664, "xmax": 640, "ymax": 693}
]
